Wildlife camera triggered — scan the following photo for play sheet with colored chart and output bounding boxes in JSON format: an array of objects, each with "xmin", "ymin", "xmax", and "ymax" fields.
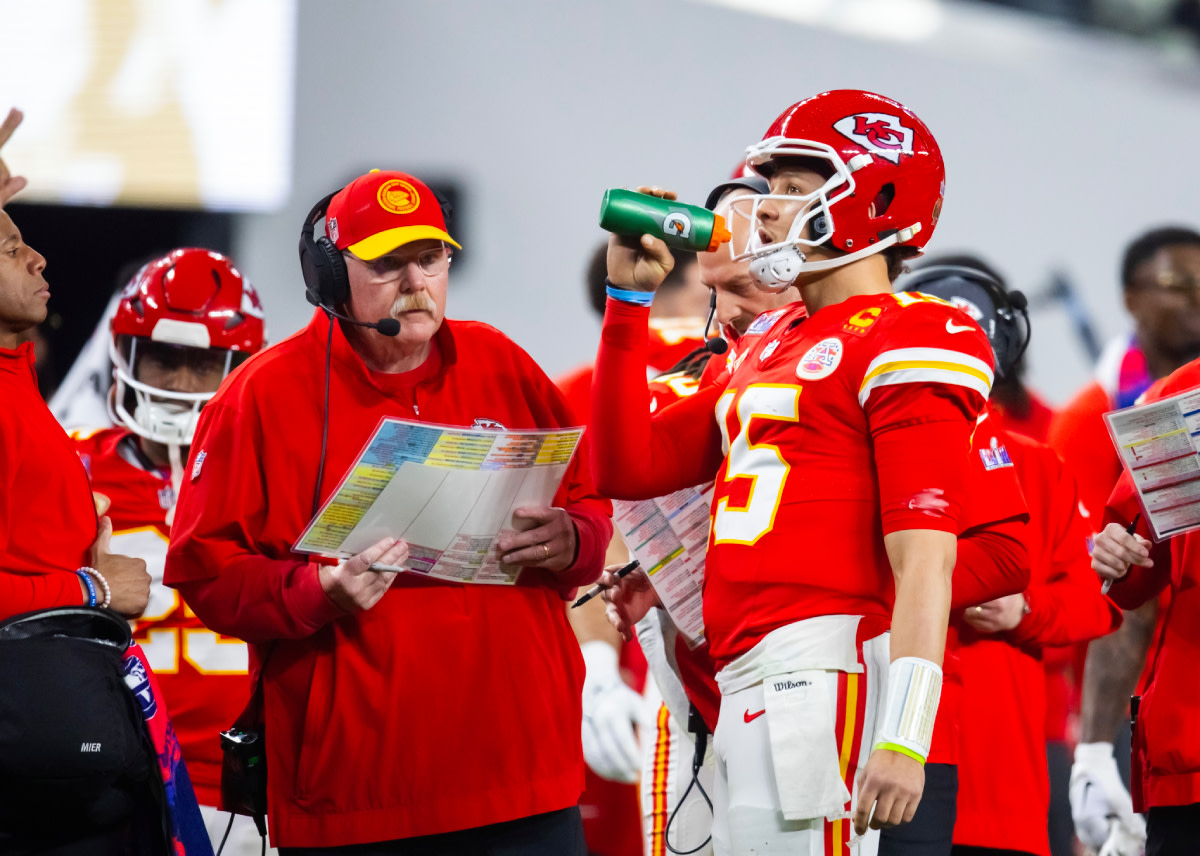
[
  {"xmin": 294, "ymin": 418, "xmax": 582, "ymax": 584},
  {"xmin": 1106, "ymin": 387, "xmax": 1200, "ymax": 540},
  {"xmin": 613, "ymin": 484, "xmax": 713, "ymax": 648}
]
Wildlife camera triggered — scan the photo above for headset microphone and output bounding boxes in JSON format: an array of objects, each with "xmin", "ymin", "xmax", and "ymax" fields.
[
  {"xmin": 319, "ymin": 305, "xmax": 401, "ymax": 337},
  {"xmin": 703, "ymin": 291, "xmax": 728, "ymax": 355}
]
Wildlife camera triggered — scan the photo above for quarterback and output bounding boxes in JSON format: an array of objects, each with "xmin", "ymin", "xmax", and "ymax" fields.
[{"xmin": 590, "ymin": 90, "xmax": 994, "ymax": 853}]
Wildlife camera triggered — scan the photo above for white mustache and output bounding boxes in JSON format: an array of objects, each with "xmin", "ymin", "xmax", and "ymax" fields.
[{"xmin": 391, "ymin": 293, "xmax": 437, "ymax": 315}]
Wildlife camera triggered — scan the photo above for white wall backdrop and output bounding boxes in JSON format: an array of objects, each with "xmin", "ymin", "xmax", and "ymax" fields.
[{"xmin": 233, "ymin": 0, "xmax": 1200, "ymax": 404}]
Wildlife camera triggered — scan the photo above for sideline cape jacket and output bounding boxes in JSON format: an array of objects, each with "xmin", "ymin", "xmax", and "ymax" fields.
[{"xmin": 164, "ymin": 310, "xmax": 612, "ymax": 848}]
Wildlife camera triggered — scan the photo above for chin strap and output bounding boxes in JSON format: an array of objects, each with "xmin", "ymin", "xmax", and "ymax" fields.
[
  {"xmin": 749, "ymin": 224, "xmax": 919, "ymax": 290},
  {"xmin": 165, "ymin": 443, "xmax": 185, "ymax": 528}
]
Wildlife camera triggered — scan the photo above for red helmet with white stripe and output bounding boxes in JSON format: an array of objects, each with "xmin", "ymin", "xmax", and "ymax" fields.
[
  {"xmin": 109, "ymin": 248, "xmax": 265, "ymax": 445},
  {"xmin": 731, "ymin": 90, "xmax": 945, "ymax": 289}
]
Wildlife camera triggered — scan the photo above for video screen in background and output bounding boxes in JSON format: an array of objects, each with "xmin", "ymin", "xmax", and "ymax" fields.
[{"xmin": 0, "ymin": 0, "xmax": 296, "ymax": 211}]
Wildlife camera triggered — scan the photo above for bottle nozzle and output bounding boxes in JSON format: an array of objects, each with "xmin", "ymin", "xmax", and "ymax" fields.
[{"xmin": 706, "ymin": 213, "xmax": 733, "ymax": 252}]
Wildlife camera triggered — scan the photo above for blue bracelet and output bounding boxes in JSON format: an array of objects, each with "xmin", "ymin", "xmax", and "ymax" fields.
[
  {"xmin": 605, "ymin": 279, "xmax": 655, "ymax": 307},
  {"xmin": 76, "ymin": 570, "xmax": 97, "ymax": 607}
]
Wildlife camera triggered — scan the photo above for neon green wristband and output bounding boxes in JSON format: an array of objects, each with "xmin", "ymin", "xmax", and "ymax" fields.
[{"xmin": 874, "ymin": 741, "xmax": 927, "ymax": 765}]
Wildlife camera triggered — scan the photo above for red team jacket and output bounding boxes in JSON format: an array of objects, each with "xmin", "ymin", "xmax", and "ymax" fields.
[
  {"xmin": 1104, "ymin": 359, "xmax": 1200, "ymax": 811},
  {"xmin": 73, "ymin": 427, "xmax": 249, "ymax": 806},
  {"xmin": 0, "ymin": 341, "xmax": 95, "ymax": 617},
  {"xmin": 954, "ymin": 431, "xmax": 1121, "ymax": 855},
  {"xmin": 163, "ymin": 311, "xmax": 612, "ymax": 848},
  {"xmin": 591, "ymin": 292, "xmax": 995, "ymax": 667}
]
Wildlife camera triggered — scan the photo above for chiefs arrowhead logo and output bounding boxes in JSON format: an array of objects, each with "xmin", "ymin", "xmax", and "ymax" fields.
[{"xmin": 833, "ymin": 113, "xmax": 914, "ymax": 165}]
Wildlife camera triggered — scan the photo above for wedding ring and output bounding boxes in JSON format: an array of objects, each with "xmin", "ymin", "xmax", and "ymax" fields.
[{"xmin": 542, "ymin": 544, "xmax": 550, "ymax": 560}]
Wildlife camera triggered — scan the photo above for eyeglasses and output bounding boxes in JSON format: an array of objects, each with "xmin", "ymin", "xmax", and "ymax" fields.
[{"xmin": 345, "ymin": 244, "xmax": 452, "ymax": 281}]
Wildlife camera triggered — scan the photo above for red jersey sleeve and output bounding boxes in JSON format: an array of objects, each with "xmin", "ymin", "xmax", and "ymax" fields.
[
  {"xmin": 952, "ymin": 519, "xmax": 1030, "ymax": 611},
  {"xmin": 1008, "ymin": 439, "xmax": 1123, "ymax": 646},
  {"xmin": 165, "ymin": 399, "xmax": 345, "ymax": 643},
  {"xmin": 590, "ymin": 298, "xmax": 725, "ymax": 499},
  {"xmin": 861, "ymin": 300, "xmax": 996, "ymax": 534}
]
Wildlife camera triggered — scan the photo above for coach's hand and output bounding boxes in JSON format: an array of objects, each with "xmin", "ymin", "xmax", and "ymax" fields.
[
  {"xmin": 1091, "ymin": 521, "xmax": 1153, "ymax": 584},
  {"xmin": 91, "ymin": 516, "xmax": 151, "ymax": 617},
  {"xmin": 497, "ymin": 506, "xmax": 577, "ymax": 572},
  {"xmin": 0, "ymin": 108, "xmax": 27, "ymax": 207},
  {"xmin": 963, "ymin": 593, "xmax": 1025, "ymax": 634},
  {"xmin": 319, "ymin": 537, "xmax": 408, "ymax": 612},
  {"xmin": 853, "ymin": 747, "xmax": 924, "ymax": 835},
  {"xmin": 606, "ymin": 186, "xmax": 677, "ymax": 292},
  {"xmin": 601, "ymin": 565, "xmax": 661, "ymax": 642}
]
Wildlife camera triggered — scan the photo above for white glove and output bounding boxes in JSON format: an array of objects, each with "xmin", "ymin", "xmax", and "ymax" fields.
[
  {"xmin": 1099, "ymin": 818, "xmax": 1146, "ymax": 856},
  {"xmin": 580, "ymin": 640, "xmax": 643, "ymax": 784},
  {"xmin": 1070, "ymin": 742, "xmax": 1144, "ymax": 852}
]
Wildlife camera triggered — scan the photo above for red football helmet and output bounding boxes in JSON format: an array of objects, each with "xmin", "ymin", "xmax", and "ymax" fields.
[
  {"xmin": 730, "ymin": 90, "xmax": 945, "ymax": 289},
  {"xmin": 109, "ymin": 248, "xmax": 265, "ymax": 445}
]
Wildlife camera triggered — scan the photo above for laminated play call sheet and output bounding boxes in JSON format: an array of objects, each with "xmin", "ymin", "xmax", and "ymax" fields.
[
  {"xmin": 613, "ymin": 485, "xmax": 713, "ymax": 647},
  {"xmin": 1106, "ymin": 386, "xmax": 1200, "ymax": 540},
  {"xmin": 294, "ymin": 418, "xmax": 582, "ymax": 584}
]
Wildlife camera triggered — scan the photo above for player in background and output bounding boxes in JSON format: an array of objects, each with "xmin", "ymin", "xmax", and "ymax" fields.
[
  {"xmin": 892, "ymin": 267, "xmax": 1121, "ymax": 856},
  {"xmin": 591, "ymin": 89, "xmax": 995, "ymax": 853},
  {"xmin": 72, "ymin": 248, "xmax": 268, "ymax": 854},
  {"xmin": 557, "ymin": 241, "xmax": 707, "ymax": 856},
  {"xmin": 1050, "ymin": 227, "xmax": 1200, "ymax": 523},
  {"xmin": 1058, "ymin": 227, "xmax": 1200, "ymax": 856}
]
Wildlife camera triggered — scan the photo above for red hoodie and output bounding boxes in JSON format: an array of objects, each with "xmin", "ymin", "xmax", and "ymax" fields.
[{"xmin": 165, "ymin": 311, "xmax": 612, "ymax": 847}]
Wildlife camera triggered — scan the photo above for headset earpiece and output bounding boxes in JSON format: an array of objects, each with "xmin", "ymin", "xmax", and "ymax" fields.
[
  {"xmin": 431, "ymin": 186, "xmax": 453, "ymax": 229},
  {"xmin": 299, "ymin": 191, "xmax": 350, "ymax": 308},
  {"xmin": 901, "ymin": 264, "xmax": 1031, "ymax": 380}
]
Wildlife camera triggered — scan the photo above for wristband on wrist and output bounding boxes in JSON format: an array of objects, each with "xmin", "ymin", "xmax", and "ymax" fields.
[
  {"xmin": 605, "ymin": 278, "xmax": 655, "ymax": 307},
  {"xmin": 76, "ymin": 570, "xmax": 97, "ymax": 607},
  {"xmin": 77, "ymin": 567, "xmax": 112, "ymax": 609},
  {"xmin": 874, "ymin": 656, "xmax": 942, "ymax": 765}
]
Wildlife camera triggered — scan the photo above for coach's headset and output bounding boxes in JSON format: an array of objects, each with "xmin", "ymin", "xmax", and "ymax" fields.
[
  {"xmin": 899, "ymin": 264, "xmax": 1030, "ymax": 381},
  {"xmin": 297, "ymin": 183, "xmax": 454, "ymax": 514},
  {"xmin": 298, "ymin": 185, "xmax": 454, "ymax": 321}
]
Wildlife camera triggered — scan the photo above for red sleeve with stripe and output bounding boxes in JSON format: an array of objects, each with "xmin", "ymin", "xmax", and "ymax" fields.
[{"xmin": 864, "ymin": 301, "xmax": 997, "ymax": 535}]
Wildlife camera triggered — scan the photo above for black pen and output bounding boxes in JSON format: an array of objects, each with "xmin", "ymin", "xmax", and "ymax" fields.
[
  {"xmin": 571, "ymin": 560, "xmax": 640, "ymax": 609},
  {"xmin": 1101, "ymin": 513, "xmax": 1142, "ymax": 595}
]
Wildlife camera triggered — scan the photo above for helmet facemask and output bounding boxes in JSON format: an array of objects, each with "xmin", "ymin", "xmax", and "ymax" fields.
[
  {"xmin": 728, "ymin": 140, "xmax": 870, "ymax": 291},
  {"xmin": 108, "ymin": 336, "xmax": 243, "ymax": 446}
]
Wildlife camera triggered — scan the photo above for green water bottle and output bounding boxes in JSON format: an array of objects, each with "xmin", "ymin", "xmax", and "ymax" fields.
[{"xmin": 599, "ymin": 188, "xmax": 732, "ymax": 253}]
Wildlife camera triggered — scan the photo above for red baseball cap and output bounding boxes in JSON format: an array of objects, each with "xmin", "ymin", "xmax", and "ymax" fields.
[{"xmin": 325, "ymin": 169, "xmax": 461, "ymax": 260}]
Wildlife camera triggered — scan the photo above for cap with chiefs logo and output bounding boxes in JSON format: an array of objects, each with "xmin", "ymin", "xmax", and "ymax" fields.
[
  {"xmin": 326, "ymin": 169, "xmax": 462, "ymax": 261},
  {"xmin": 745, "ymin": 89, "xmax": 945, "ymax": 257}
]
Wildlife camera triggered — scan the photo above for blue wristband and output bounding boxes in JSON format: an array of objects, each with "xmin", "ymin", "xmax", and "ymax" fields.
[
  {"xmin": 76, "ymin": 570, "xmax": 97, "ymax": 607},
  {"xmin": 605, "ymin": 279, "xmax": 655, "ymax": 307}
]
